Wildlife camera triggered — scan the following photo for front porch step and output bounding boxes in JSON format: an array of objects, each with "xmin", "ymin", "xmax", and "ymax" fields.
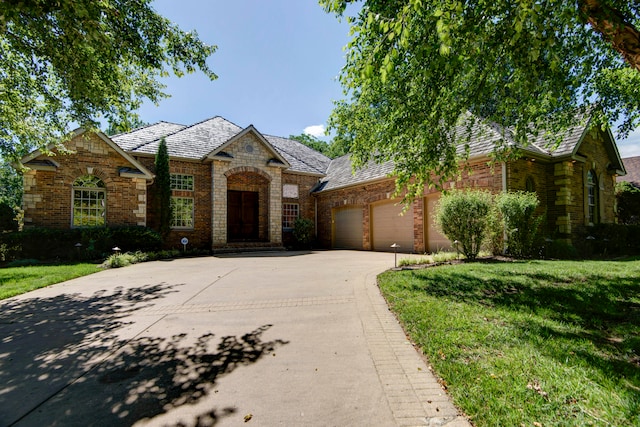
[{"xmin": 212, "ymin": 243, "xmax": 287, "ymax": 254}]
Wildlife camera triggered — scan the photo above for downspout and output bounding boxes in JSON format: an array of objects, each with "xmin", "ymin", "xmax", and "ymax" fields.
[
  {"xmin": 501, "ymin": 162, "xmax": 507, "ymax": 193},
  {"xmin": 502, "ymin": 162, "xmax": 508, "ymax": 255},
  {"xmin": 314, "ymin": 195, "xmax": 318, "ymax": 239}
]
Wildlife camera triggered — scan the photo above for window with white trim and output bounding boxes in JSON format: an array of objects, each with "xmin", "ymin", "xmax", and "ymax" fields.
[
  {"xmin": 171, "ymin": 197, "xmax": 194, "ymax": 228},
  {"xmin": 72, "ymin": 175, "xmax": 106, "ymax": 227},
  {"xmin": 282, "ymin": 203, "xmax": 299, "ymax": 229},
  {"xmin": 170, "ymin": 174, "xmax": 194, "ymax": 191}
]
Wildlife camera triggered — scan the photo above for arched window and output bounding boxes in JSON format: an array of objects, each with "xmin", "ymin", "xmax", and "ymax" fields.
[
  {"xmin": 525, "ymin": 176, "xmax": 536, "ymax": 193},
  {"xmin": 72, "ymin": 175, "xmax": 106, "ymax": 227},
  {"xmin": 587, "ymin": 170, "xmax": 598, "ymax": 225}
]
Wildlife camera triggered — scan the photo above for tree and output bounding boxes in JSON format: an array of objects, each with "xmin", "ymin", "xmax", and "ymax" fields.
[
  {"xmin": 0, "ymin": 1, "xmax": 216, "ymax": 161},
  {"xmin": 289, "ymin": 134, "xmax": 332, "ymax": 156},
  {"xmin": 615, "ymin": 181, "xmax": 640, "ymax": 224},
  {"xmin": 289, "ymin": 133, "xmax": 351, "ymax": 158},
  {"xmin": 322, "ymin": 1, "xmax": 640, "ymax": 199},
  {"xmin": 0, "ymin": 162, "xmax": 22, "ymax": 209},
  {"xmin": 105, "ymin": 117, "xmax": 150, "ymax": 137},
  {"xmin": 155, "ymin": 138, "xmax": 172, "ymax": 239}
]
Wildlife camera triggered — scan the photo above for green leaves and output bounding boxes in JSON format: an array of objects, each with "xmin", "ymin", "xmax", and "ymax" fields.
[
  {"xmin": 322, "ymin": 0, "xmax": 640, "ymax": 201},
  {"xmin": 0, "ymin": 0, "xmax": 217, "ymax": 160}
]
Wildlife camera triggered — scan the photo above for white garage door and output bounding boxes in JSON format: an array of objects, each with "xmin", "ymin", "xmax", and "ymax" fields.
[
  {"xmin": 425, "ymin": 194, "xmax": 451, "ymax": 253},
  {"xmin": 371, "ymin": 201, "xmax": 414, "ymax": 252},
  {"xmin": 333, "ymin": 206, "xmax": 363, "ymax": 249}
]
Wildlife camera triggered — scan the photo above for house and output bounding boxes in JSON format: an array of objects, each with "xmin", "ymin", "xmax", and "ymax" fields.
[
  {"xmin": 618, "ymin": 156, "xmax": 640, "ymax": 188},
  {"xmin": 19, "ymin": 115, "xmax": 626, "ymax": 253}
]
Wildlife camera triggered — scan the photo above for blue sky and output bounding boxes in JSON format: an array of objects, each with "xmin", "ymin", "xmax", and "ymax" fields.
[
  {"xmin": 139, "ymin": 0, "xmax": 350, "ymax": 140},
  {"xmin": 140, "ymin": 0, "xmax": 640, "ymax": 158}
]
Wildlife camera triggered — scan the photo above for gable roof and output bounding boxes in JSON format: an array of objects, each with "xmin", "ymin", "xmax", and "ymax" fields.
[
  {"xmin": 110, "ymin": 121, "xmax": 186, "ymax": 151},
  {"xmin": 619, "ymin": 156, "xmax": 640, "ymax": 187},
  {"xmin": 21, "ymin": 128, "xmax": 154, "ymax": 180},
  {"xmin": 317, "ymin": 116, "xmax": 625, "ymax": 192},
  {"xmin": 111, "ymin": 116, "xmax": 331, "ymax": 175},
  {"xmin": 206, "ymin": 125, "xmax": 291, "ymax": 168}
]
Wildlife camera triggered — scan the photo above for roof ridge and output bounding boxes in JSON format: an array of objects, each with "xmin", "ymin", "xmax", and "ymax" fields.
[
  {"xmin": 264, "ymin": 134, "xmax": 331, "ymax": 174},
  {"xmin": 135, "ymin": 116, "xmax": 242, "ymax": 152}
]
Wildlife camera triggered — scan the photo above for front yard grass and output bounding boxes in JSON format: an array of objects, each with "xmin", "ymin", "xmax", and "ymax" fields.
[
  {"xmin": 378, "ymin": 258, "xmax": 640, "ymax": 426},
  {"xmin": 0, "ymin": 263, "xmax": 100, "ymax": 300}
]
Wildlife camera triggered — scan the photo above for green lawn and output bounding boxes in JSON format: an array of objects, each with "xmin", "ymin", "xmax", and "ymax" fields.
[
  {"xmin": 0, "ymin": 263, "xmax": 101, "ymax": 300},
  {"xmin": 378, "ymin": 258, "xmax": 640, "ymax": 426}
]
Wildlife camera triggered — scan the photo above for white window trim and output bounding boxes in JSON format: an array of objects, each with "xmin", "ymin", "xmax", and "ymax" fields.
[
  {"xmin": 282, "ymin": 202, "xmax": 299, "ymax": 230},
  {"xmin": 170, "ymin": 174, "xmax": 195, "ymax": 191},
  {"xmin": 71, "ymin": 176, "xmax": 106, "ymax": 228},
  {"xmin": 171, "ymin": 197, "xmax": 195, "ymax": 229}
]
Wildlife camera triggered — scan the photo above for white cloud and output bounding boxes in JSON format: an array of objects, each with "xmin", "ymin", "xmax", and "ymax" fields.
[
  {"xmin": 617, "ymin": 127, "xmax": 640, "ymax": 158},
  {"xmin": 303, "ymin": 124, "xmax": 326, "ymax": 138}
]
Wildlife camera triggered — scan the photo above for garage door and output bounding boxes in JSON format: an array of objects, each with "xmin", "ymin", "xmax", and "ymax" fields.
[
  {"xmin": 333, "ymin": 206, "xmax": 363, "ymax": 249},
  {"xmin": 371, "ymin": 201, "xmax": 414, "ymax": 252},
  {"xmin": 425, "ymin": 194, "xmax": 451, "ymax": 253}
]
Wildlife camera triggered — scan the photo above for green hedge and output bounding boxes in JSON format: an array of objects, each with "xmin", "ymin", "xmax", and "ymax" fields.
[
  {"xmin": 0, "ymin": 226, "xmax": 162, "ymax": 262},
  {"xmin": 575, "ymin": 224, "xmax": 640, "ymax": 257}
]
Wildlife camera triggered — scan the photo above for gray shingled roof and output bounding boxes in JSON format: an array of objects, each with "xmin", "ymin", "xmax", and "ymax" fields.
[
  {"xmin": 316, "ymin": 155, "xmax": 395, "ymax": 192},
  {"xmin": 317, "ymin": 117, "xmax": 592, "ymax": 192},
  {"xmin": 265, "ymin": 134, "xmax": 331, "ymax": 175},
  {"xmin": 619, "ymin": 156, "xmax": 640, "ymax": 186},
  {"xmin": 110, "ymin": 121, "xmax": 186, "ymax": 151},
  {"xmin": 110, "ymin": 116, "xmax": 331, "ymax": 175}
]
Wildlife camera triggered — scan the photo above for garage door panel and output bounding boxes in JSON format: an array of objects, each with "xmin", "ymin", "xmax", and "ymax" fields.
[
  {"xmin": 333, "ymin": 207, "xmax": 363, "ymax": 249},
  {"xmin": 372, "ymin": 202, "xmax": 413, "ymax": 252}
]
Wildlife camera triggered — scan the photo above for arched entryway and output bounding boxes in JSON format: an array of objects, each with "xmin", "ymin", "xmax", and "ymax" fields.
[{"xmin": 226, "ymin": 170, "xmax": 270, "ymax": 241}]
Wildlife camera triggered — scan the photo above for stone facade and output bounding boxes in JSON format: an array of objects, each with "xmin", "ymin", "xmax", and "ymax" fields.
[
  {"xmin": 22, "ymin": 132, "xmax": 149, "ymax": 229},
  {"xmin": 211, "ymin": 132, "xmax": 285, "ymax": 248}
]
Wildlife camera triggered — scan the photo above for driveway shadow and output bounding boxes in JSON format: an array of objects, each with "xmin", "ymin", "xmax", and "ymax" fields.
[{"xmin": 0, "ymin": 284, "xmax": 288, "ymax": 426}]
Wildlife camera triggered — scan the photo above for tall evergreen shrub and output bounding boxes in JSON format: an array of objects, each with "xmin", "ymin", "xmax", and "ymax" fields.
[{"xmin": 155, "ymin": 137, "xmax": 172, "ymax": 239}]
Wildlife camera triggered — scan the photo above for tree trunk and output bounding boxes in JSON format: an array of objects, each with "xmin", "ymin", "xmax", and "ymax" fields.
[{"xmin": 580, "ymin": 0, "xmax": 640, "ymax": 72}]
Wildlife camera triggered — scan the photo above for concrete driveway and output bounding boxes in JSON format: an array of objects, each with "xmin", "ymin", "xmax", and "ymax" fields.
[{"xmin": 0, "ymin": 251, "xmax": 469, "ymax": 426}]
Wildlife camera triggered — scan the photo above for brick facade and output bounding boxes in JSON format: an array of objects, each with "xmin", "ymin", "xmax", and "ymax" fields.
[
  {"xmin": 281, "ymin": 172, "xmax": 322, "ymax": 246},
  {"xmin": 135, "ymin": 156, "xmax": 213, "ymax": 249},
  {"xmin": 20, "ymin": 124, "xmax": 621, "ymax": 253},
  {"xmin": 22, "ymin": 133, "xmax": 148, "ymax": 229},
  {"xmin": 315, "ymin": 158, "xmax": 504, "ymax": 252}
]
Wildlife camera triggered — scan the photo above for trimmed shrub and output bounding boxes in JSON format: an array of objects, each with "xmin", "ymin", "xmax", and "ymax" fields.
[
  {"xmin": 292, "ymin": 218, "xmax": 314, "ymax": 249},
  {"xmin": 496, "ymin": 191, "xmax": 544, "ymax": 258},
  {"xmin": 484, "ymin": 203, "xmax": 504, "ymax": 256},
  {"xmin": 0, "ymin": 226, "xmax": 162, "ymax": 261},
  {"xmin": 434, "ymin": 190, "xmax": 492, "ymax": 260},
  {"xmin": 575, "ymin": 223, "xmax": 640, "ymax": 257}
]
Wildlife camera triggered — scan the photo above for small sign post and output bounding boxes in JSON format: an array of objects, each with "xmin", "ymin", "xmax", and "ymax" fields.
[{"xmin": 181, "ymin": 237, "xmax": 189, "ymax": 252}]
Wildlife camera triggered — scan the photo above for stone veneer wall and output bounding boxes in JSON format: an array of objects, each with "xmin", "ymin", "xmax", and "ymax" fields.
[
  {"xmin": 315, "ymin": 158, "xmax": 504, "ymax": 252},
  {"xmin": 211, "ymin": 133, "xmax": 283, "ymax": 247},
  {"xmin": 23, "ymin": 133, "xmax": 148, "ymax": 228},
  {"xmin": 136, "ymin": 156, "xmax": 213, "ymax": 249},
  {"xmin": 506, "ymin": 130, "xmax": 618, "ymax": 241}
]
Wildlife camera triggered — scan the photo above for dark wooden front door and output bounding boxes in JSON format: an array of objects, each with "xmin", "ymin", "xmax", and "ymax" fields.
[{"xmin": 227, "ymin": 190, "xmax": 259, "ymax": 241}]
